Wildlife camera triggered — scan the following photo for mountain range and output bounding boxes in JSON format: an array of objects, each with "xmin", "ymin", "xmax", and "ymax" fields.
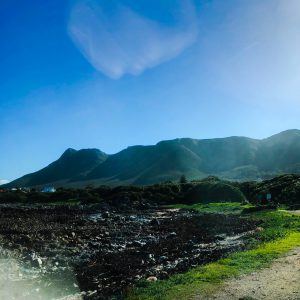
[{"xmin": 5, "ymin": 129, "xmax": 300, "ymax": 188}]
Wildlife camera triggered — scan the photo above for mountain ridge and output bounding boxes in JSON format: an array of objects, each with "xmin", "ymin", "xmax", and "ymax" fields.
[{"xmin": 4, "ymin": 129, "xmax": 300, "ymax": 188}]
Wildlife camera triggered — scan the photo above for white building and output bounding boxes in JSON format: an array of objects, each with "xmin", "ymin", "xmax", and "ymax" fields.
[{"xmin": 41, "ymin": 186, "xmax": 56, "ymax": 193}]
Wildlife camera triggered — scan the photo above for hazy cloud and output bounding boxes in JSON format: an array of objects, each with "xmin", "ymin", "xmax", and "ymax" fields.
[
  {"xmin": 68, "ymin": 0, "xmax": 198, "ymax": 79},
  {"xmin": 0, "ymin": 179, "xmax": 9, "ymax": 185},
  {"xmin": 205, "ymin": 0, "xmax": 300, "ymax": 105}
]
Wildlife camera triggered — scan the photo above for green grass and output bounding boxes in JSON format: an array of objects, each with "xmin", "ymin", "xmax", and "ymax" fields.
[
  {"xmin": 127, "ymin": 209, "xmax": 300, "ymax": 300},
  {"xmin": 169, "ymin": 202, "xmax": 253, "ymax": 214},
  {"xmin": 47, "ymin": 199, "xmax": 81, "ymax": 206}
]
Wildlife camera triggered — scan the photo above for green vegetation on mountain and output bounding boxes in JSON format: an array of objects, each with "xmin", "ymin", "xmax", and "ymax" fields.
[
  {"xmin": 5, "ymin": 129, "xmax": 300, "ymax": 188},
  {"xmin": 5, "ymin": 149, "xmax": 107, "ymax": 188}
]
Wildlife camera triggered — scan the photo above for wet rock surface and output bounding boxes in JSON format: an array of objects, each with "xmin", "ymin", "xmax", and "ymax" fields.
[{"xmin": 0, "ymin": 205, "xmax": 258, "ymax": 299}]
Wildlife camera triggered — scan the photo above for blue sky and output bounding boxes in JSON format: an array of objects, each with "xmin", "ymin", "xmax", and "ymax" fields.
[{"xmin": 1, "ymin": 0, "xmax": 300, "ymax": 182}]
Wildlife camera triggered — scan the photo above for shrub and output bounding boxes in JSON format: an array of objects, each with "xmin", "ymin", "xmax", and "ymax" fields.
[{"xmin": 184, "ymin": 182, "xmax": 246, "ymax": 204}]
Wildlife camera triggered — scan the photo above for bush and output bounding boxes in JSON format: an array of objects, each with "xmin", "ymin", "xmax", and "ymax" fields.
[
  {"xmin": 80, "ymin": 193, "xmax": 102, "ymax": 205},
  {"xmin": 184, "ymin": 182, "xmax": 246, "ymax": 204},
  {"xmin": 0, "ymin": 192, "xmax": 27, "ymax": 203}
]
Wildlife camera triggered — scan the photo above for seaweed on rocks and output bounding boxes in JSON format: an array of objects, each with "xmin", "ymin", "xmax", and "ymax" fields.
[{"xmin": 0, "ymin": 205, "xmax": 258, "ymax": 299}]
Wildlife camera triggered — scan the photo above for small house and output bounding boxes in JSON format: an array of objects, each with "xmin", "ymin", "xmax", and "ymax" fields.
[{"xmin": 41, "ymin": 186, "xmax": 56, "ymax": 193}]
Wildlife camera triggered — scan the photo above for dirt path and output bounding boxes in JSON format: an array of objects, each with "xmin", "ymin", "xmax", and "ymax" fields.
[
  {"xmin": 290, "ymin": 210, "xmax": 300, "ymax": 216},
  {"xmin": 196, "ymin": 247, "xmax": 300, "ymax": 300}
]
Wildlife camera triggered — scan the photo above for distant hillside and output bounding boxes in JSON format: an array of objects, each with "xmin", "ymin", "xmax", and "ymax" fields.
[
  {"xmin": 5, "ymin": 130, "xmax": 300, "ymax": 188},
  {"xmin": 6, "ymin": 149, "xmax": 107, "ymax": 188}
]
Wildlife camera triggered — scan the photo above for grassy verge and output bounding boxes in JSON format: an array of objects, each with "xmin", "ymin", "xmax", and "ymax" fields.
[
  {"xmin": 46, "ymin": 199, "xmax": 81, "ymax": 206},
  {"xmin": 127, "ymin": 209, "xmax": 300, "ymax": 300},
  {"xmin": 168, "ymin": 202, "xmax": 253, "ymax": 214}
]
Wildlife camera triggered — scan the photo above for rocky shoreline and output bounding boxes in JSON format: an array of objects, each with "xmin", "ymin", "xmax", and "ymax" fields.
[{"xmin": 0, "ymin": 205, "xmax": 258, "ymax": 299}]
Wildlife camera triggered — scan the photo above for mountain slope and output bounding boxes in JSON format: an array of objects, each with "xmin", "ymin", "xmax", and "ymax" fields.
[
  {"xmin": 86, "ymin": 142, "xmax": 205, "ymax": 185},
  {"xmin": 256, "ymin": 130, "xmax": 300, "ymax": 172},
  {"xmin": 6, "ymin": 129, "xmax": 300, "ymax": 188},
  {"xmin": 6, "ymin": 149, "xmax": 107, "ymax": 188}
]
